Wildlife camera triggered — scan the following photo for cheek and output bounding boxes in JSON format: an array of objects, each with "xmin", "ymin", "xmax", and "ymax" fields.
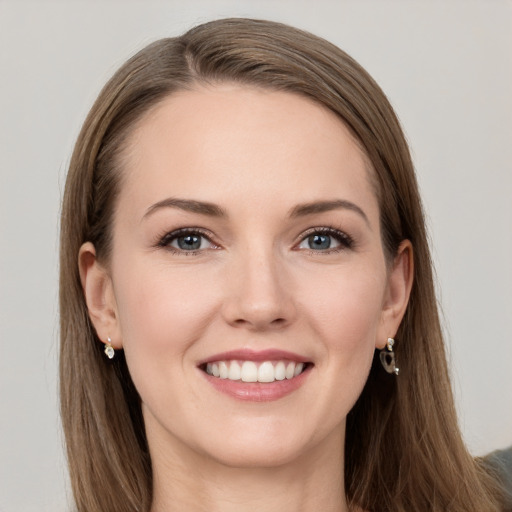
[
  {"xmin": 298, "ymin": 261, "xmax": 387, "ymax": 356},
  {"xmin": 112, "ymin": 257, "xmax": 220, "ymax": 359},
  {"xmin": 111, "ymin": 258, "xmax": 224, "ymax": 426}
]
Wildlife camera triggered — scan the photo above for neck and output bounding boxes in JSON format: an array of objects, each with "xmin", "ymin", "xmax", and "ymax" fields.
[{"xmin": 148, "ymin": 425, "xmax": 349, "ymax": 512}]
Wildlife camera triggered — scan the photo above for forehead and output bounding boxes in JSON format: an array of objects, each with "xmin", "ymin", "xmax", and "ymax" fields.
[{"xmin": 118, "ymin": 84, "xmax": 378, "ymax": 221}]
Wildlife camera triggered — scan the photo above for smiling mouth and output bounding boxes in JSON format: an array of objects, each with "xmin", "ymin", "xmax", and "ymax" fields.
[{"xmin": 201, "ymin": 360, "xmax": 312, "ymax": 383}]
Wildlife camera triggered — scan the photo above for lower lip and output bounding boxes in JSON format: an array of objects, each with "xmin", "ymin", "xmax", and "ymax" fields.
[{"xmin": 200, "ymin": 365, "xmax": 312, "ymax": 402}]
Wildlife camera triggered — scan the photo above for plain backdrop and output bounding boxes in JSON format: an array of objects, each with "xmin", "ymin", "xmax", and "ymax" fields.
[{"xmin": 0, "ymin": 1, "xmax": 511, "ymax": 510}]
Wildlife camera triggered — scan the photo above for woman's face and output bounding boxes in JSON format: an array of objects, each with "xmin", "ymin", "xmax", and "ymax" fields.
[{"xmin": 84, "ymin": 84, "xmax": 410, "ymax": 468}]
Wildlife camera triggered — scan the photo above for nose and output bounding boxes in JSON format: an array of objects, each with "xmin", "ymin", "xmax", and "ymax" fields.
[{"xmin": 221, "ymin": 247, "xmax": 296, "ymax": 332}]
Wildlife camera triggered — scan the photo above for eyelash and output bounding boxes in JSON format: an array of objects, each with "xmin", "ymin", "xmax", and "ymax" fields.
[
  {"xmin": 155, "ymin": 226, "xmax": 354, "ymax": 256},
  {"xmin": 156, "ymin": 228, "xmax": 218, "ymax": 256},
  {"xmin": 296, "ymin": 227, "xmax": 354, "ymax": 255}
]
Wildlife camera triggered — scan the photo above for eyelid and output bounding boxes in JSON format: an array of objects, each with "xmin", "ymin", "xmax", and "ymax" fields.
[
  {"xmin": 154, "ymin": 225, "xmax": 354, "ymax": 255},
  {"xmin": 156, "ymin": 227, "xmax": 220, "ymax": 253},
  {"xmin": 295, "ymin": 226, "xmax": 354, "ymax": 252}
]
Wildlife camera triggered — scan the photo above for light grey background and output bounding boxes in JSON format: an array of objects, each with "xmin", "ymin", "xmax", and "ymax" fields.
[{"xmin": 1, "ymin": 1, "xmax": 511, "ymax": 511}]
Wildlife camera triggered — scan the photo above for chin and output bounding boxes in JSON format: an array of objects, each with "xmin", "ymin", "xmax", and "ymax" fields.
[
  {"xmin": 205, "ymin": 438, "xmax": 309, "ymax": 469},
  {"xmin": 194, "ymin": 417, "xmax": 338, "ymax": 470}
]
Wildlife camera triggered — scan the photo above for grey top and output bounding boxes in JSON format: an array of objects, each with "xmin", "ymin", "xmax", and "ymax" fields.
[{"xmin": 485, "ymin": 447, "xmax": 512, "ymax": 511}]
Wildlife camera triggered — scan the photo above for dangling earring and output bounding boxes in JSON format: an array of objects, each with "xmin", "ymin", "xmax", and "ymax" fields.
[
  {"xmin": 380, "ymin": 337, "xmax": 399, "ymax": 375},
  {"xmin": 104, "ymin": 337, "xmax": 115, "ymax": 360}
]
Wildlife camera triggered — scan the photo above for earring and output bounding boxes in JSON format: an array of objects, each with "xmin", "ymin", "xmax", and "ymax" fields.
[
  {"xmin": 104, "ymin": 337, "xmax": 115, "ymax": 360},
  {"xmin": 380, "ymin": 337, "xmax": 399, "ymax": 375}
]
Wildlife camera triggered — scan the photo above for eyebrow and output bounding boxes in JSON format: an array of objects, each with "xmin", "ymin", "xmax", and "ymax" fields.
[
  {"xmin": 143, "ymin": 198, "xmax": 227, "ymax": 220},
  {"xmin": 289, "ymin": 199, "xmax": 370, "ymax": 226},
  {"xmin": 143, "ymin": 197, "xmax": 370, "ymax": 226}
]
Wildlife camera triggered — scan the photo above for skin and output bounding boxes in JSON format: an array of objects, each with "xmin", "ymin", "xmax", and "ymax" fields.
[{"xmin": 80, "ymin": 85, "xmax": 413, "ymax": 512}]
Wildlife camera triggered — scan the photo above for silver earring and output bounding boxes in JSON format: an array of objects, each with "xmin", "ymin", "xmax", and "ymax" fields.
[
  {"xmin": 104, "ymin": 337, "xmax": 115, "ymax": 360},
  {"xmin": 380, "ymin": 337, "xmax": 399, "ymax": 375}
]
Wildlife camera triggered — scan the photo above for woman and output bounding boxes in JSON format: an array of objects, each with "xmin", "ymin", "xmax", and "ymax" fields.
[{"xmin": 59, "ymin": 18, "xmax": 505, "ymax": 511}]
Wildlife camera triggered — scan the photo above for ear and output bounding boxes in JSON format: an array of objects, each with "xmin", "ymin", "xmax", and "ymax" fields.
[
  {"xmin": 376, "ymin": 240, "xmax": 414, "ymax": 349},
  {"xmin": 78, "ymin": 242, "xmax": 122, "ymax": 349}
]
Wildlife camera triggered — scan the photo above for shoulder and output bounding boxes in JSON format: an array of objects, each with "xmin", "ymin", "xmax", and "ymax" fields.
[{"xmin": 484, "ymin": 446, "xmax": 512, "ymax": 509}]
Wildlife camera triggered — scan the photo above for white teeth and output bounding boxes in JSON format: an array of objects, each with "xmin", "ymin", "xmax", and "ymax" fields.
[
  {"xmin": 219, "ymin": 361, "xmax": 229, "ymax": 379},
  {"xmin": 258, "ymin": 361, "xmax": 275, "ymax": 383},
  {"xmin": 204, "ymin": 360, "xmax": 307, "ymax": 383},
  {"xmin": 285, "ymin": 362, "xmax": 295, "ymax": 379},
  {"xmin": 275, "ymin": 361, "xmax": 286, "ymax": 381},
  {"xmin": 228, "ymin": 360, "xmax": 241, "ymax": 380},
  {"xmin": 241, "ymin": 361, "xmax": 258, "ymax": 382}
]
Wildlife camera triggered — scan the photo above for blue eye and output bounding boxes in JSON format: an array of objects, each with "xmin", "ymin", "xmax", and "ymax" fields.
[
  {"xmin": 158, "ymin": 229, "xmax": 216, "ymax": 253},
  {"xmin": 297, "ymin": 228, "xmax": 352, "ymax": 252},
  {"xmin": 173, "ymin": 234, "xmax": 204, "ymax": 251},
  {"xmin": 305, "ymin": 234, "xmax": 335, "ymax": 250}
]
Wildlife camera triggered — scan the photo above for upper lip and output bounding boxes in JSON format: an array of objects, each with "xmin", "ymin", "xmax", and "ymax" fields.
[{"xmin": 198, "ymin": 348, "xmax": 311, "ymax": 366}]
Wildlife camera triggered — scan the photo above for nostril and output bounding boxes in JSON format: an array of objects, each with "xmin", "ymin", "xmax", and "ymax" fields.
[{"xmin": 231, "ymin": 317, "xmax": 287, "ymax": 329}]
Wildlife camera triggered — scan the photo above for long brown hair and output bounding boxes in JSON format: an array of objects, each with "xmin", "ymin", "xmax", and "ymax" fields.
[{"xmin": 60, "ymin": 18, "xmax": 504, "ymax": 511}]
